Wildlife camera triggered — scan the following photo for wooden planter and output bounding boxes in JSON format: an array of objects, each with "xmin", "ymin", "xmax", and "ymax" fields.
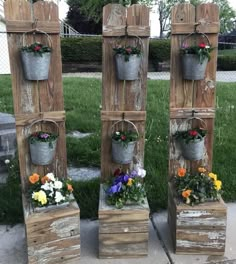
[
  {"xmin": 98, "ymin": 184, "xmax": 149, "ymax": 258},
  {"xmin": 23, "ymin": 194, "xmax": 80, "ymax": 263},
  {"xmin": 168, "ymin": 183, "xmax": 227, "ymax": 255}
]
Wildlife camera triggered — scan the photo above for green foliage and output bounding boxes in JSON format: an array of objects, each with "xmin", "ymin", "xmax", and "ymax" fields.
[
  {"xmin": 28, "ymin": 131, "xmax": 58, "ymax": 146},
  {"xmin": 175, "ymin": 168, "xmax": 222, "ymax": 206},
  {"xmin": 217, "ymin": 55, "xmax": 236, "ymax": 70},
  {"xmin": 149, "ymin": 39, "xmax": 171, "ymax": 68},
  {"xmin": 113, "ymin": 45, "xmax": 141, "ymax": 61},
  {"xmin": 61, "ymin": 37, "xmax": 102, "ymax": 63},
  {"xmin": 21, "ymin": 42, "xmax": 51, "ymax": 56},
  {"xmin": 174, "ymin": 128, "xmax": 207, "ymax": 144},
  {"xmin": 112, "ymin": 130, "xmax": 139, "ymax": 146}
]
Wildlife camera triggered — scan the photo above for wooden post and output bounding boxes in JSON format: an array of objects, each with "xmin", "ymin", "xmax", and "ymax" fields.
[
  {"xmin": 101, "ymin": 4, "xmax": 150, "ymax": 181},
  {"xmin": 99, "ymin": 4, "xmax": 150, "ymax": 258},
  {"xmin": 4, "ymin": 1, "xmax": 80, "ymax": 262},
  {"xmin": 4, "ymin": 0, "xmax": 67, "ymax": 191},
  {"xmin": 168, "ymin": 3, "xmax": 227, "ymax": 254}
]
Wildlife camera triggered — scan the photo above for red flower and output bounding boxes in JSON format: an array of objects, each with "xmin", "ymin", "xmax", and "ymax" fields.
[
  {"xmin": 199, "ymin": 43, "xmax": 206, "ymax": 48},
  {"xmin": 125, "ymin": 48, "xmax": 132, "ymax": 54},
  {"xmin": 114, "ymin": 168, "xmax": 121, "ymax": 177},
  {"xmin": 121, "ymin": 135, "xmax": 126, "ymax": 141},
  {"xmin": 34, "ymin": 46, "xmax": 41, "ymax": 51},
  {"xmin": 189, "ymin": 130, "xmax": 198, "ymax": 136}
]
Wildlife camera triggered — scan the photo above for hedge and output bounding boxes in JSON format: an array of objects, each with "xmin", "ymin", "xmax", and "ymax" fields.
[
  {"xmin": 61, "ymin": 37, "xmax": 171, "ymax": 64},
  {"xmin": 217, "ymin": 55, "xmax": 236, "ymax": 70}
]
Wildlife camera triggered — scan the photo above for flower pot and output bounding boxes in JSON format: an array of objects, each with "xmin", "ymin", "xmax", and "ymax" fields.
[
  {"xmin": 29, "ymin": 139, "xmax": 57, "ymax": 165},
  {"xmin": 180, "ymin": 138, "xmax": 205, "ymax": 160},
  {"xmin": 21, "ymin": 51, "xmax": 51, "ymax": 81},
  {"xmin": 182, "ymin": 54, "xmax": 208, "ymax": 80},
  {"xmin": 115, "ymin": 54, "xmax": 141, "ymax": 80},
  {"xmin": 112, "ymin": 139, "xmax": 136, "ymax": 164}
]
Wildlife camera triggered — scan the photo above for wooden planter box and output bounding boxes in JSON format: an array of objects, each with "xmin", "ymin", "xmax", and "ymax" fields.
[
  {"xmin": 98, "ymin": 184, "xmax": 149, "ymax": 258},
  {"xmin": 168, "ymin": 183, "xmax": 227, "ymax": 255},
  {"xmin": 23, "ymin": 195, "xmax": 80, "ymax": 264}
]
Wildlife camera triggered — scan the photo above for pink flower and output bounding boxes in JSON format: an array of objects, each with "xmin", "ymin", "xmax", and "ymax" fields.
[
  {"xmin": 34, "ymin": 46, "xmax": 41, "ymax": 51},
  {"xmin": 121, "ymin": 135, "xmax": 126, "ymax": 141},
  {"xmin": 125, "ymin": 48, "xmax": 132, "ymax": 54},
  {"xmin": 189, "ymin": 130, "xmax": 198, "ymax": 136},
  {"xmin": 199, "ymin": 43, "xmax": 206, "ymax": 48}
]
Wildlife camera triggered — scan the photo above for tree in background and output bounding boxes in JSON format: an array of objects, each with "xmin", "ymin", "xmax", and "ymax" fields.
[{"xmin": 155, "ymin": 0, "xmax": 235, "ymax": 37}]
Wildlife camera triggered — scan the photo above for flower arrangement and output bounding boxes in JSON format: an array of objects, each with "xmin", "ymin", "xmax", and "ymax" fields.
[
  {"xmin": 29, "ymin": 131, "xmax": 58, "ymax": 148},
  {"xmin": 180, "ymin": 42, "xmax": 214, "ymax": 64},
  {"xmin": 174, "ymin": 167, "xmax": 222, "ymax": 205},
  {"xmin": 174, "ymin": 128, "xmax": 206, "ymax": 144},
  {"xmin": 28, "ymin": 172, "xmax": 74, "ymax": 208},
  {"xmin": 106, "ymin": 167, "xmax": 146, "ymax": 209},
  {"xmin": 21, "ymin": 42, "xmax": 52, "ymax": 56},
  {"xmin": 112, "ymin": 130, "xmax": 139, "ymax": 147},
  {"xmin": 113, "ymin": 45, "xmax": 141, "ymax": 61}
]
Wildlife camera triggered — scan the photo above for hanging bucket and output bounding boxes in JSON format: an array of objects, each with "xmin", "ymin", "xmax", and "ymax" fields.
[
  {"xmin": 28, "ymin": 119, "xmax": 58, "ymax": 165},
  {"xmin": 111, "ymin": 119, "xmax": 139, "ymax": 164},
  {"xmin": 182, "ymin": 54, "xmax": 208, "ymax": 80},
  {"xmin": 181, "ymin": 32, "xmax": 211, "ymax": 80},
  {"xmin": 21, "ymin": 30, "xmax": 52, "ymax": 81},
  {"xmin": 176, "ymin": 117, "xmax": 207, "ymax": 161},
  {"xmin": 115, "ymin": 54, "xmax": 141, "ymax": 81}
]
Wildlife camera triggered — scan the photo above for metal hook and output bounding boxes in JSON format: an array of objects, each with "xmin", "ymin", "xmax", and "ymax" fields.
[
  {"xmin": 32, "ymin": 18, "xmax": 38, "ymax": 30},
  {"xmin": 194, "ymin": 22, "xmax": 201, "ymax": 33},
  {"xmin": 122, "ymin": 112, "xmax": 125, "ymax": 120},
  {"xmin": 192, "ymin": 110, "xmax": 198, "ymax": 117}
]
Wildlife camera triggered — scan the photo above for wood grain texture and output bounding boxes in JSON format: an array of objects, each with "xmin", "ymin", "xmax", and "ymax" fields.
[
  {"xmin": 99, "ymin": 184, "xmax": 149, "ymax": 258},
  {"xmin": 22, "ymin": 194, "xmax": 80, "ymax": 263},
  {"xmin": 4, "ymin": 0, "xmax": 67, "ymax": 191},
  {"xmin": 168, "ymin": 183, "xmax": 227, "ymax": 255},
  {"xmin": 101, "ymin": 4, "xmax": 149, "ymax": 181}
]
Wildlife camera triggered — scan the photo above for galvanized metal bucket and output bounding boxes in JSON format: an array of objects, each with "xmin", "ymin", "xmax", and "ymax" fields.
[
  {"xmin": 182, "ymin": 54, "xmax": 208, "ymax": 80},
  {"xmin": 111, "ymin": 119, "xmax": 139, "ymax": 164},
  {"xmin": 176, "ymin": 117, "xmax": 207, "ymax": 161},
  {"xmin": 180, "ymin": 138, "xmax": 205, "ymax": 160},
  {"xmin": 21, "ymin": 51, "xmax": 51, "ymax": 80},
  {"xmin": 30, "ymin": 139, "xmax": 57, "ymax": 165},
  {"xmin": 115, "ymin": 54, "xmax": 141, "ymax": 81},
  {"xmin": 21, "ymin": 29, "xmax": 52, "ymax": 81},
  {"xmin": 28, "ymin": 119, "xmax": 59, "ymax": 166}
]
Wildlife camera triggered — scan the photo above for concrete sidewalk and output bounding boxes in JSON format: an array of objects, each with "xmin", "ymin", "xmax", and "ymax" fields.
[{"xmin": 0, "ymin": 203, "xmax": 236, "ymax": 264}]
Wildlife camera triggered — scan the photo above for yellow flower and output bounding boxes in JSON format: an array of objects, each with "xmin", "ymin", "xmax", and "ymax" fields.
[
  {"xmin": 182, "ymin": 189, "xmax": 192, "ymax": 198},
  {"xmin": 32, "ymin": 191, "xmax": 39, "ymax": 201},
  {"xmin": 37, "ymin": 190, "xmax": 47, "ymax": 205},
  {"xmin": 127, "ymin": 178, "xmax": 133, "ymax": 186},
  {"xmin": 214, "ymin": 180, "xmax": 222, "ymax": 191},
  {"xmin": 198, "ymin": 167, "xmax": 206, "ymax": 173},
  {"xmin": 208, "ymin": 172, "xmax": 217, "ymax": 181}
]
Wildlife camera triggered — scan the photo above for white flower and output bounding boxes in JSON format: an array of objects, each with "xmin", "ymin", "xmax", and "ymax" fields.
[
  {"xmin": 46, "ymin": 173, "xmax": 55, "ymax": 182},
  {"xmin": 54, "ymin": 191, "xmax": 65, "ymax": 203},
  {"xmin": 205, "ymin": 45, "xmax": 210, "ymax": 49},
  {"xmin": 4, "ymin": 159, "xmax": 10, "ymax": 164},
  {"xmin": 115, "ymin": 131, "xmax": 120, "ymax": 135},
  {"xmin": 54, "ymin": 180, "xmax": 63, "ymax": 189},
  {"xmin": 41, "ymin": 182, "xmax": 54, "ymax": 192},
  {"xmin": 137, "ymin": 167, "xmax": 146, "ymax": 178}
]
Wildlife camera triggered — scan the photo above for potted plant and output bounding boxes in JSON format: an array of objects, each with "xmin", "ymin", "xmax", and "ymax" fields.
[
  {"xmin": 29, "ymin": 131, "xmax": 58, "ymax": 165},
  {"xmin": 174, "ymin": 127, "xmax": 207, "ymax": 160},
  {"xmin": 180, "ymin": 33, "xmax": 214, "ymax": 80},
  {"xmin": 28, "ymin": 172, "xmax": 74, "ymax": 210},
  {"xmin": 21, "ymin": 40, "xmax": 52, "ymax": 81},
  {"xmin": 106, "ymin": 167, "xmax": 146, "ymax": 209},
  {"xmin": 174, "ymin": 167, "xmax": 222, "ymax": 205},
  {"xmin": 113, "ymin": 45, "xmax": 142, "ymax": 80},
  {"xmin": 111, "ymin": 120, "xmax": 139, "ymax": 164}
]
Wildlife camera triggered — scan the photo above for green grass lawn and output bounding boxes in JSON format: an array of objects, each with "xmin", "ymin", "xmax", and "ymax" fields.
[{"xmin": 0, "ymin": 75, "xmax": 235, "ymax": 223}]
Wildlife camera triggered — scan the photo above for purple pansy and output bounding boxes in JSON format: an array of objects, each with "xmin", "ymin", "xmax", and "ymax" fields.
[
  {"xmin": 40, "ymin": 133, "xmax": 49, "ymax": 139},
  {"xmin": 107, "ymin": 182, "xmax": 122, "ymax": 194}
]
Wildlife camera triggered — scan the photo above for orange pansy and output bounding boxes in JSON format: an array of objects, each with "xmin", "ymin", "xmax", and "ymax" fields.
[
  {"xmin": 182, "ymin": 189, "xmax": 192, "ymax": 198},
  {"xmin": 67, "ymin": 184, "xmax": 73, "ymax": 192},
  {"xmin": 29, "ymin": 173, "xmax": 40, "ymax": 184},
  {"xmin": 198, "ymin": 167, "xmax": 206, "ymax": 173},
  {"xmin": 178, "ymin": 168, "xmax": 186, "ymax": 177},
  {"xmin": 41, "ymin": 176, "xmax": 49, "ymax": 184}
]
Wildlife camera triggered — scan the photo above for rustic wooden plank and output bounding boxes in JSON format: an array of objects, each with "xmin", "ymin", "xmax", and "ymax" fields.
[
  {"xmin": 6, "ymin": 21, "xmax": 60, "ymax": 33},
  {"xmin": 127, "ymin": 26, "xmax": 150, "ymax": 36},
  {"xmin": 99, "ymin": 232, "xmax": 148, "ymax": 258},
  {"xmin": 170, "ymin": 108, "xmax": 215, "ymax": 119},
  {"xmin": 101, "ymin": 111, "xmax": 146, "ymax": 121},
  {"xmin": 171, "ymin": 22, "xmax": 220, "ymax": 34}
]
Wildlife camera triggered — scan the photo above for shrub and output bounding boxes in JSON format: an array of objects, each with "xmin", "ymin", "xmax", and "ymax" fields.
[
  {"xmin": 61, "ymin": 37, "xmax": 102, "ymax": 63},
  {"xmin": 217, "ymin": 55, "xmax": 236, "ymax": 70}
]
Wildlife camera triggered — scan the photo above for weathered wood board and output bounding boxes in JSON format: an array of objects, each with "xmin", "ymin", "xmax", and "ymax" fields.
[
  {"xmin": 169, "ymin": 3, "xmax": 220, "ymax": 179},
  {"xmin": 98, "ymin": 184, "xmax": 149, "ymax": 258},
  {"xmin": 101, "ymin": 4, "xmax": 150, "ymax": 181},
  {"xmin": 4, "ymin": 0, "xmax": 67, "ymax": 191},
  {"xmin": 23, "ymin": 195, "xmax": 80, "ymax": 264},
  {"xmin": 168, "ymin": 183, "xmax": 227, "ymax": 255}
]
